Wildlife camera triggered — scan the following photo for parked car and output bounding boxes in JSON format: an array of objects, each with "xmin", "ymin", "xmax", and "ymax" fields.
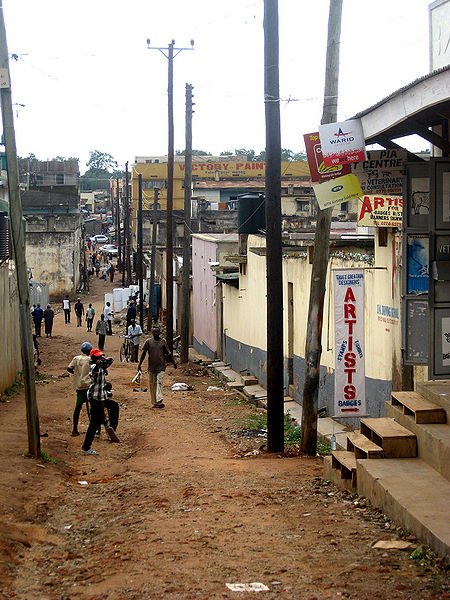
[
  {"xmin": 99, "ymin": 244, "xmax": 118, "ymax": 256},
  {"xmin": 90, "ymin": 234, "xmax": 109, "ymax": 244}
]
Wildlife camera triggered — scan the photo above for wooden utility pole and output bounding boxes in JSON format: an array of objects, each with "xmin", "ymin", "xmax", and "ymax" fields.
[
  {"xmin": 122, "ymin": 163, "xmax": 128, "ymax": 287},
  {"xmin": 146, "ymin": 38, "xmax": 194, "ymax": 352},
  {"xmin": 0, "ymin": 1, "xmax": 40, "ymax": 457},
  {"xmin": 148, "ymin": 188, "xmax": 159, "ymax": 331},
  {"xmin": 126, "ymin": 164, "xmax": 132, "ymax": 287},
  {"xmin": 300, "ymin": 0, "xmax": 343, "ymax": 456},
  {"xmin": 137, "ymin": 174, "xmax": 144, "ymax": 331},
  {"xmin": 116, "ymin": 177, "xmax": 121, "ymax": 275},
  {"xmin": 264, "ymin": 0, "xmax": 284, "ymax": 453},
  {"xmin": 180, "ymin": 83, "xmax": 193, "ymax": 364}
]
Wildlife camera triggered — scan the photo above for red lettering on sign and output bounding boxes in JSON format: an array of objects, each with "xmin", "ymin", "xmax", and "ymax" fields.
[
  {"xmin": 344, "ymin": 384, "xmax": 356, "ymax": 400},
  {"xmin": 374, "ymin": 197, "xmax": 384, "ymax": 210},
  {"xmin": 344, "ymin": 288, "xmax": 356, "ymax": 302},
  {"xmin": 345, "ymin": 320, "xmax": 356, "ymax": 335},
  {"xmin": 359, "ymin": 196, "xmax": 373, "ymax": 219},
  {"xmin": 344, "ymin": 368, "xmax": 356, "ymax": 383},
  {"xmin": 344, "ymin": 304, "xmax": 356, "ymax": 319},
  {"xmin": 344, "ymin": 352, "xmax": 356, "ymax": 368}
]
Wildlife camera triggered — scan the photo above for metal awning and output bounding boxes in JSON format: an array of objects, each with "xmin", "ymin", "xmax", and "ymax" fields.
[{"xmin": 215, "ymin": 272, "xmax": 239, "ymax": 287}]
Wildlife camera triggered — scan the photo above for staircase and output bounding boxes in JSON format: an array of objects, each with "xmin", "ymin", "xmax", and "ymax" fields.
[{"xmin": 324, "ymin": 381, "xmax": 450, "ymax": 557}]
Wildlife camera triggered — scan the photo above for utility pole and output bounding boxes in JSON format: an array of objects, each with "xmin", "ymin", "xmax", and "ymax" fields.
[
  {"xmin": 180, "ymin": 83, "xmax": 193, "ymax": 364},
  {"xmin": 148, "ymin": 188, "xmax": 159, "ymax": 331},
  {"xmin": 264, "ymin": 0, "xmax": 284, "ymax": 453},
  {"xmin": 116, "ymin": 177, "xmax": 121, "ymax": 276},
  {"xmin": 137, "ymin": 174, "xmax": 144, "ymax": 331},
  {"xmin": 126, "ymin": 164, "xmax": 132, "ymax": 287},
  {"xmin": 122, "ymin": 163, "xmax": 128, "ymax": 288},
  {"xmin": 146, "ymin": 38, "xmax": 194, "ymax": 352},
  {"xmin": 0, "ymin": 1, "xmax": 40, "ymax": 457},
  {"xmin": 300, "ymin": 0, "xmax": 343, "ymax": 456}
]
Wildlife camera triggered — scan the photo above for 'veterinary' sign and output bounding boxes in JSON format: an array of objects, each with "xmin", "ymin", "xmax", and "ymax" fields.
[{"xmin": 333, "ymin": 269, "xmax": 367, "ymax": 418}]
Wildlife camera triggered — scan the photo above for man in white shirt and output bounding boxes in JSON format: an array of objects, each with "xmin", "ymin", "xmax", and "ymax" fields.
[
  {"xmin": 62, "ymin": 295, "xmax": 71, "ymax": 324},
  {"xmin": 104, "ymin": 301, "xmax": 113, "ymax": 335},
  {"xmin": 127, "ymin": 319, "xmax": 143, "ymax": 362}
]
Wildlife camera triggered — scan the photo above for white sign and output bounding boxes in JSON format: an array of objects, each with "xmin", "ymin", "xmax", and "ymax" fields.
[
  {"xmin": 333, "ymin": 269, "xmax": 367, "ymax": 418},
  {"xmin": 319, "ymin": 119, "xmax": 367, "ymax": 167}
]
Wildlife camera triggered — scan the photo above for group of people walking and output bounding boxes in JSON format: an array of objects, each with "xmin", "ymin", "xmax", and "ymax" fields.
[{"xmin": 31, "ymin": 303, "xmax": 54, "ymax": 337}]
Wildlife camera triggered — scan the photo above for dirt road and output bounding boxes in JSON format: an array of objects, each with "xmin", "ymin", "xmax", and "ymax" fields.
[{"xmin": 0, "ymin": 273, "xmax": 448, "ymax": 600}]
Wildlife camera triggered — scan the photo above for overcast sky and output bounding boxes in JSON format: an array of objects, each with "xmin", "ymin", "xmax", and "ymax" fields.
[{"xmin": 2, "ymin": 0, "xmax": 433, "ymax": 173}]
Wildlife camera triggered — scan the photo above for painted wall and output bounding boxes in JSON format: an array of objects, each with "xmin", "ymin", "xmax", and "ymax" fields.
[
  {"xmin": 0, "ymin": 262, "xmax": 22, "ymax": 392},
  {"xmin": 192, "ymin": 234, "xmax": 238, "ymax": 358},
  {"xmin": 25, "ymin": 214, "xmax": 82, "ymax": 298},
  {"xmin": 221, "ymin": 233, "xmax": 401, "ymax": 424}
]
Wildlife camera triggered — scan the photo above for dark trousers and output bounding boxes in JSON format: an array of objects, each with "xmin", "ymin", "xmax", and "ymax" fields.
[
  {"xmin": 98, "ymin": 334, "xmax": 105, "ymax": 351},
  {"xmin": 73, "ymin": 389, "xmax": 88, "ymax": 433},
  {"xmin": 34, "ymin": 321, "xmax": 42, "ymax": 337},
  {"xmin": 105, "ymin": 399, "xmax": 119, "ymax": 431},
  {"xmin": 107, "ymin": 320, "xmax": 112, "ymax": 335},
  {"xmin": 82, "ymin": 401, "xmax": 104, "ymax": 451},
  {"xmin": 76, "ymin": 314, "xmax": 82, "ymax": 327},
  {"xmin": 64, "ymin": 309, "xmax": 70, "ymax": 323},
  {"xmin": 131, "ymin": 343, "xmax": 139, "ymax": 362},
  {"xmin": 86, "ymin": 318, "xmax": 93, "ymax": 331}
]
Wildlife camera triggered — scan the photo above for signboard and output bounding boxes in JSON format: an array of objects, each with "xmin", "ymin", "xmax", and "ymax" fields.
[
  {"xmin": 303, "ymin": 132, "xmax": 350, "ymax": 183},
  {"xmin": 319, "ymin": 119, "xmax": 367, "ymax": 167},
  {"xmin": 333, "ymin": 269, "xmax": 366, "ymax": 418},
  {"xmin": 313, "ymin": 173, "xmax": 363, "ymax": 210},
  {"xmin": 358, "ymin": 195, "xmax": 403, "ymax": 227},
  {"xmin": 350, "ymin": 149, "xmax": 405, "ymax": 196},
  {"xmin": 407, "ymin": 235, "xmax": 429, "ymax": 294}
]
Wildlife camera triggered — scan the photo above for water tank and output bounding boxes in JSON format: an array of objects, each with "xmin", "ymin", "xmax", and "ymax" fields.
[{"xmin": 237, "ymin": 193, "xmax": 265, "ymax": 234}]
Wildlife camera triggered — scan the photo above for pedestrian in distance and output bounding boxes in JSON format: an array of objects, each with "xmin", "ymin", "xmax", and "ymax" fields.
[
  {"xmin": 126, "ymin": 301, "xmax": 136, "ymax": 331},
  {"xmin": 137, "ymin": 325, "xmax": 177, "ymax": 409},
  {"xmin": 109, "ymin": 263, "xmax": 115, "ymax": 283},
  {"xmin": 127, "ymin": 318, "xmax": 143, "ymax": 363},
  {"xmin": 104, "ymin": 301, "xmax": 113, "ymax": 335},
  {"xmin": 62, "ymin": 295, "xmax": 71, "ymax": 324},
  {"xmin": 43, "ymin": 304, "xmax": 54, "ymax": 337},
  {"xmin": 95, "ymin": 261, "xmax": 100, "ymax": 278},
  {"xmin": 32, "ymin": 303, "xmax": 44, "ymax": 337},
  {"xmin": 95, "ymin": 314, "xmax": 108, "ymax": 351},
  {"xmin": 74, "ymin": 298, "xmax": 84, "ymax": 327},
  {"xmin": 67, "ymin": 342, "xmax": 92, "ymax": 436},
  {"xmin": 81, "ymin": 349, "xmax": 119, "ymax": 455},
  {"xmin": 85, "ymin": 303, "xmax": 95, "ymax": 332}
]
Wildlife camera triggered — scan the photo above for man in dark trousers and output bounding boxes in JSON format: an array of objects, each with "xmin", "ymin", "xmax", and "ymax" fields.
[
  {"xmin": 62, "ymin": 295, "xmax": 71, "ymax": 324},
  {"xmin": 74, "ymin": 298, "xmax": 84, "ymax": 327},
  {"xmin": 95, "ymin": 314, "xmax": 108, "ymax": 351},
  {"xmin": 33, "ymin": 303, "xmax": 44, "ymax": 337},
  {"xmin": 67, "ymin": 341, "xmax": 92, "ymax": 436},
  {"xmin": 81, "ymin": 349, "xmax": 119, "ymax": 455},
  {"xmin": 137, "ymin": 326, "xmax": 177, "ymax": 409},
  {"xmin": 43, "ymin": 304, "xmax": 54, "ymax": 337},
  {"xmin": 126, "ymin": 301, "xmax": 137, "ymax": 331}
]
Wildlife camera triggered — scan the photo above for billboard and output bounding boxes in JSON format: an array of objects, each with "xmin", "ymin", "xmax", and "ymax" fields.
[
  {"xmin": 313, "ymin": 173, "xmax": 363, "ymax": 211},
  {"xmin": 319, "ymin": 119, "xmax": 367, "ymax": 167},
  {"xmin": 358, "ymin": 195, "xmax": 403, "ymax": 227},
  {"xmin": 333, "ymin": 269, "xmax": 367, "ymax": 418},
  {"xmin": 303, "ymin": 132, "xmax": 350, "ymax": 183}
]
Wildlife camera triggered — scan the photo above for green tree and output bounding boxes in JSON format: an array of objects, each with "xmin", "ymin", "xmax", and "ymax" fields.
[
  {"xmin": 176, "ymin": 149, "xmax": 212, "ymax": 156},
  {"xmin": 234, "ymin": 148, "xmax": 256, "ymax": 161},
  {"xmin": 85, "ymin": 150, "xmax": 117, "ymax": 173}
]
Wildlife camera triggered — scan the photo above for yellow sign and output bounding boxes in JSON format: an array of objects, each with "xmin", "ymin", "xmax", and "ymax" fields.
[
  {"xmin": 313, "ymin": 174, "xmax": 363, "ymax": 210},
  {"xmin": 358, "ymin": 195, "xmax": 403, "ymax": 227}
]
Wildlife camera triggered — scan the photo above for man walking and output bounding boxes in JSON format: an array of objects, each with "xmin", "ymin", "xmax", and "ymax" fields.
[
  {"xmin": 127, "ymin": 318, "xmax": 143, "ymax": 363},
  {"xmin": 62, "ymin": 295, "xmax": 71, "ymax": 324},
  {"xmin": 67, "ymin": 342, "xmax": 92, "ymax": 436},
  {"xmin": 95, "ymin": 314, "xmax": 108, "ymax": 351},
  {"xmin": 74, "ymin": 298, "xmax": 84, "ymax": 327},
  {"xmin": 137, "ymin": 325, "xmax": 177, "ymax": 409},
  {"xmin": 43, "ymin": 304, "xmax": 54, "ymax": 337},
  {"xmin": 32, "ymin": 303, "xmax": 44, "ymax": 337},
  {"xmin": 85, "ymin": 303, "xmax": 95, "ymax": 332},
  {"xmin": 104, "ymin": 301, "xmax": 113, "ymax": 335},
  {"xmin": 126, "ymin": 301, "xmax": 136, "ymax": 331}
]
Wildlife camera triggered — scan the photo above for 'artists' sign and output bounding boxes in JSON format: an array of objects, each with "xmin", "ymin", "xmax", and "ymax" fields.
[{"xmin": 333, "ymin": 269, "xmax": 367, "ymax": 418}]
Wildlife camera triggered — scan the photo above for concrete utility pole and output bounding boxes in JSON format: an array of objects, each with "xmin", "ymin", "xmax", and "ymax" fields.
[
  {"xmin": 146, "ymin": 38, "xmax": 194, "ymax": 352},
  {"xmin": 147, "ymin": 188, "xmax": 159, "ymax": 332},
  {"xmin": 137, "ymin": 174, "xmax": 144, "ymax": 331},
  {"xmin": 0, "ymin": 1, "xmax": 40, "ymax": 457},
  {"xmin": 300, "ymin": 0, "xmax": 343, "ymax": 456},
  {"xmin": 264, "ymin": 0, "xmax": 284, "ymax": 453},
  {"xmin": 180, "ymin": 83, "xmax": 193, "ymax": 364}
]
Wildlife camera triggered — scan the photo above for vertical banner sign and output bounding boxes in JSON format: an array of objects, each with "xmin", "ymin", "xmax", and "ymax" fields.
[{"xmin": 333, "ymin": 269, "xmax": 367, "ymax": 418}]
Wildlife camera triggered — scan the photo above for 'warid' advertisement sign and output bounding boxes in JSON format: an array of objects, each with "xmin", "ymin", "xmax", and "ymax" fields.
[
  {"xmin": 319, "ymin": 119, "xmax": 367, "ymax": 167},
  {"xmin": 333, "ymin": 269, "xmax": 367, "ymax": 418}
]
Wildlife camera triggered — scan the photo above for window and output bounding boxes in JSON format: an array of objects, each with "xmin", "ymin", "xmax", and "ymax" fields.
[
  {"xmin": 340, "ymin": 202, "xmax": 348, "ymax": 212},
  {"xmin": 296, "ymin": 199, "xmax": 309, "ymax": 212}
]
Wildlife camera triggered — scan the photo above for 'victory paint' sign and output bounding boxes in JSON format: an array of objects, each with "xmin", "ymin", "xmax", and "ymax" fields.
[
  {"xmin": 319, "ymin": 119, "xmax": 367, "ymax": 167},
  {"xmin": 333, "ymin": 269, "xmax": 367, "ymax": 418}
]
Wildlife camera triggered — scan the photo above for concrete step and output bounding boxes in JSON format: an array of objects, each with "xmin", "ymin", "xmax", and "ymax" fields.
[
  {"xmin": 360, "ymin": 417, "xmax": 417, "ymax": 458},
  {"xmin": 241, "ymin": 375, "xmax": 258, "ymax": 386},
  {"xmin": 242, "ymin": 384, "xmax": 267, "ymax": 400},
  {"xmin": 391, "ymin": 391, "xmax": 446, "ymax": 424},
  {"xmin": 331, "ymin": 451, "xmax": 357, "ymax": 487},
  {"xmin": 386, "ymin": 401, "xmax": 450, "ymax": 481},
  {"xmin": 226, "ymin": 381, "xmax": 244, "ymax": 390},
  {"xmin": 356, "ymin": 458, "xmax": 450, "ymax": 557},
  {"xmin": 347, "ymin": 431, "xmax": 383, "ymax": 459},
  {"xmin": 323, "ymin": 455, "xmax": 355, "ymax": 492},
  {"xmin": 216, "ymin": 368, "xmax": 241, "ymax": 383},
  {"xmin": 416, "ymin": 380, "xmax": 450, "ymax": 423}
]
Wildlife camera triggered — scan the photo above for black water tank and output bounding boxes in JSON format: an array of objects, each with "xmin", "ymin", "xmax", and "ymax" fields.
[
  {"xmin": 0, "ymin": 212, "xmax": 8, "ymax": 260},
  {"xmin": 237, "ymin": 193, "xmax": 265, "ymax": 234}
]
